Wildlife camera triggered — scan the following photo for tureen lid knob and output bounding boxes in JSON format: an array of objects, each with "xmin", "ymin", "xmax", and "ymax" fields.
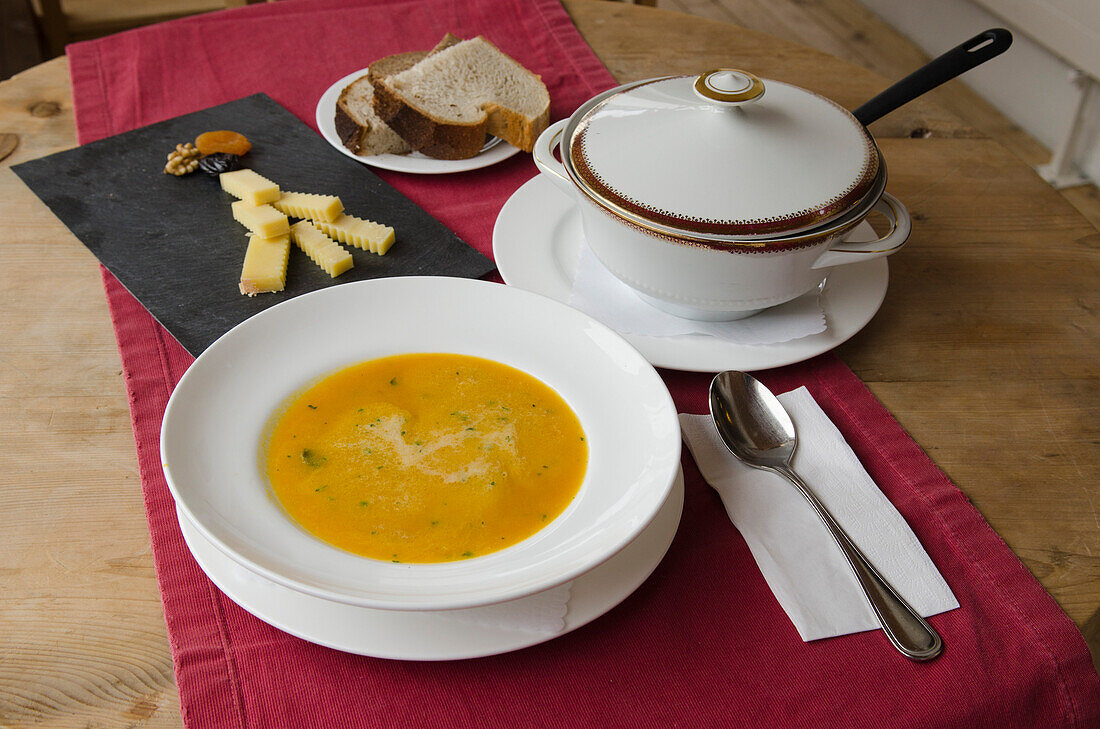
[{"xmin": 694, "ymin": 69, "xmax": 765, "ymax": 106}]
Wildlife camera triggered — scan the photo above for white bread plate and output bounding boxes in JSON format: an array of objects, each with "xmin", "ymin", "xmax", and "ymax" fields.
[{"xmin": 316, "ymin": 68, "xmax": 519, "ymax": 174}]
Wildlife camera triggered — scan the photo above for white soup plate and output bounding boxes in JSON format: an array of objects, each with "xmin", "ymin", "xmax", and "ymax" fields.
[{"xmin": 161, "ymin": 277, "xmax": 681, "ymax": 611}]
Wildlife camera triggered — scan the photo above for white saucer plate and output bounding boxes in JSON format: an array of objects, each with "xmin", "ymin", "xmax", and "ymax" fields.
[
  {"xmin": 177, "ymin": 469, "xmax": 684, "ymax": 661},
  {"xmin": 315, "ymin": 69, "xmax": 521, "ymax": 174},
  {"xmin": 493, "ymin": 175, "xmax": 890, "ymax": 372}
]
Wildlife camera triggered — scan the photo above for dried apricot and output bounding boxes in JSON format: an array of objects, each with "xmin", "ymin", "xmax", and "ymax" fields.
[{"xmin": 195, "ymin": 130, "xmax": 252, "ymax": 156}]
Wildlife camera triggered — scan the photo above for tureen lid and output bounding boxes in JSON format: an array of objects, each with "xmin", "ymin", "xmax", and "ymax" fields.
[{"xmin": 563, "ymin": 70, "xmax": 880, "ymax": 240}]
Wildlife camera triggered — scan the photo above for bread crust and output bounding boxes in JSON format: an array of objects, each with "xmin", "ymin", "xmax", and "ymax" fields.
[
  {"xmin": 488, "ymin": 104, "xmax": 551, "ymax": 154},
  {"xmin": 367, "ymin": 51, "xmax": 428, "ymax": 85},
  {"xmin": 334, "ymin": 78, "xmax": 369, "ymax": 154}
]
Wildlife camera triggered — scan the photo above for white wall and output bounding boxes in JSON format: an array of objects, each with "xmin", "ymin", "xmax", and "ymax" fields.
[{"xmin": 861, "ymin": 0, "xmax": 1100, "ymax": 187}]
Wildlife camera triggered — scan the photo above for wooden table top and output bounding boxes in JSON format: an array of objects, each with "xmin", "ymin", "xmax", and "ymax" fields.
[{"xmin": 1, "ymin": 1, "xmax": 1096, "ymax": 724}]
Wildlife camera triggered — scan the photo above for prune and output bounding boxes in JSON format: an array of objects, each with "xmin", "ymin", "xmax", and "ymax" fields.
[{"xmin": 198, "ymin": 153, "xmax": 242, "ymax": 176}]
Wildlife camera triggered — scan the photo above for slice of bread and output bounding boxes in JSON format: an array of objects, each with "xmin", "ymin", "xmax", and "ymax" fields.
[
  {"xmin": 334, "ymin": 74, "xmax": 412, "ymax": 156},
  {"xmin": 334, "ymin": 34, "xmax": 462, "ymax": 156},
  {"xmin": 373, "ymin": 37, "xmax": 550, "ymax": 159},
  {"xmin": 367, "ymin": 50, "xmax": 429, "ymax": 85}
]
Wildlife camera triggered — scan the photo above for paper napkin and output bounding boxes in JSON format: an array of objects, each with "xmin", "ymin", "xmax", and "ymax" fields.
[
  {"xmin": 445, "ymin": 582, "xmax": 571, "ymax": 634},
  {"xmin": 679, "ymin": 387, "xmax": 958, "ymax": 641}
]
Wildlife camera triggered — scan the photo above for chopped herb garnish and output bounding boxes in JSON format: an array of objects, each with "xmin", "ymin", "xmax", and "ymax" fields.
[
  {"xmin": 301, "ymin": 449, "xmax": 325, "ymax": 467},
  {"xmin": 389, "ymin": 377, "xmax": 398, "ymax": 385},
  {"xmin": 307, "ymin": 404, "xmax": 317, "ymax": 410}
]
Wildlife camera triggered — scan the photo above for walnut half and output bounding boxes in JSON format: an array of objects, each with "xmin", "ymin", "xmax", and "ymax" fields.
[{"xmin": 165, "ymin": 142, "xmax": 201, "ymax": 175}]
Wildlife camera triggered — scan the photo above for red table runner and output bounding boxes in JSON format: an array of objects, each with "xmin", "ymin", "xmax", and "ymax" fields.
[{"xmin": 68, "ymin": 0, "xmax": 1099, "ymax": 726}]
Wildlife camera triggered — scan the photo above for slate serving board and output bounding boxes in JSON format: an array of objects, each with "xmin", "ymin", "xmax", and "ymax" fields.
[{"xmin": 13, "ymin": 94, "xmax": 495, "ymax": 356}]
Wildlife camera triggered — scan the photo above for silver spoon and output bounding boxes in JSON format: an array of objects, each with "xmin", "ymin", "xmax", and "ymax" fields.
[{"xmin": 708, "ymin": 370, "xmax": 943, "ymax": 661}]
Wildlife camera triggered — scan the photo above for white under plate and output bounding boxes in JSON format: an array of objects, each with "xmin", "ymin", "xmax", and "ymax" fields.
[
  {"xmin": 177, "ymin": 469, "xmax": 684, "ymax": 661},
  {"xmin": 493, "ymin": 175, "xmax": 890, "ymax": 372},
  {"xmin": 316, "ymin": 69, "xmax": 521, "ymax": 174}
]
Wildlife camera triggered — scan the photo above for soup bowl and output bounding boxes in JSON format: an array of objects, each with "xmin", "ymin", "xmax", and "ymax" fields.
[
  {"xmin": 533, "ymin": 71, "xmax": 912, "ymax": 321},
  {"xmin": 160, "ymin": 277, "xmax": 680, "ymax": 610}
]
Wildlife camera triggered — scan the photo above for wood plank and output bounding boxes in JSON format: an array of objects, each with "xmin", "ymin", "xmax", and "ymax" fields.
[
  {"xmin": 839, "ymin": 140, "xmax": 1099, "ymax": 627},
  {"xmin": 0, "ymin": 56, "xmax": 181, "ymax": 729},
  {"xmin": 658, "ymin": 0, "xmax": 1100, "ymax": 230}
]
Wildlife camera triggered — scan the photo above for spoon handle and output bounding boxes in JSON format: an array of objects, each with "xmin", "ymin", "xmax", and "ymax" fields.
[
  {"xmin": 851, "ymin": 28, "xmax": 1012, "ymax": 126},
  {"xmin": 775, "ymin": 465, "xmax": 943, "ymax": 661}
]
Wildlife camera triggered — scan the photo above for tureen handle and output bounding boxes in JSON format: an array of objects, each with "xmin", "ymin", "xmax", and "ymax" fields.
[
  {"xmin": 811, "ymin": 193, "xmax": 912, "ymax": 269},
  {"xmin": 533, "ymin": 119, "xmax": 574, "ymax": 196}
]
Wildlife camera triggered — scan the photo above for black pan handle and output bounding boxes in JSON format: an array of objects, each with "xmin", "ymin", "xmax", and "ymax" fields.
[{"xmin": 852, "ymin": 28, "xmax": 1012, "ymax": 126}]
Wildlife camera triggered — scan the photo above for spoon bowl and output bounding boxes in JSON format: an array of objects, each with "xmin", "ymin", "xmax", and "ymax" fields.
[
  {"xmin": 709, "ymin": 370, "xmax": 943, "ymax": 661},
  {"xmin": 709, "ymin": 370, "xmax": 796, "ymax": 468}
]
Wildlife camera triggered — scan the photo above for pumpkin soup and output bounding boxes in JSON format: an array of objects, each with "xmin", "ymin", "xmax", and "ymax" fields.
[{"xmin": 264, "ymin": 353, "xmax": 587, "ymax": 563}]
